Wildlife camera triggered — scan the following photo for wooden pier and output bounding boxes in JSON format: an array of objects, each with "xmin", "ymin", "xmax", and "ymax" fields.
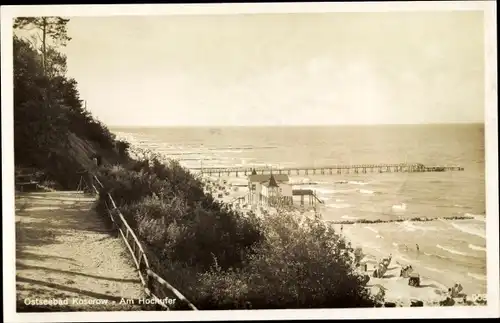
[{"xmin": 191, "ymin": 163, "xmax": 464, "ymax": 177}]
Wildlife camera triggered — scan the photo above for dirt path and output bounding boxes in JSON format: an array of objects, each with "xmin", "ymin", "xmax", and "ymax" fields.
[{"xmin": 15, "ymin": 191, "xmax": 147, "ymax": 311}]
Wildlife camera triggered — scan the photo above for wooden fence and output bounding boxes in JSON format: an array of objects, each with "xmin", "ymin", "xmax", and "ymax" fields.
[{"xmin": 90, "ymin": 175, "xmax": 198, "ymax": 311}]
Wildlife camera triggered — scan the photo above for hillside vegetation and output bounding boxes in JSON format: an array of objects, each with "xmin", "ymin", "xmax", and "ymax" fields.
[
  {"xmin": 94, "ymin": 152, "xmax": 377, "ymax": 309},
  {"xmin": 14, "ymin": 17, "xmax": 377, "ymax": 309},
  {"xmin": 13, "ymin": 17, "xmax": 130, "ymax": 189}
]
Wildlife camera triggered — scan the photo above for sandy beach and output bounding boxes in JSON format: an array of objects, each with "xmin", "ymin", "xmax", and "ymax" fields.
[{"xmin": 340, "ymin": 228, "xmax": 454, "ymax": 307}]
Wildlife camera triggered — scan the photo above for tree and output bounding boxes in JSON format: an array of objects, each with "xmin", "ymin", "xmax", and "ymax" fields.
[
  {"xmin": 14, "ymin": 17, "xmax": 72, "ymax": 141},
  {"xmin": 13, "ymin": 19, "xmax": 124, "ymax": 188},
  {"xmin": 13, "ymin": 37, "xmax": 70, "ymax": 165},
  {"xmin": 45, "ymin": 46, "xmax": 68, "ymax": 78},
  {"xmin": 14, "ymin": 17, "xmax": 71, "ymax": 75}
]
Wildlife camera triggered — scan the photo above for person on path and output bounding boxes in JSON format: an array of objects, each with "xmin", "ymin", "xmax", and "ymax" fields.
[{"xmin": 87, "ymin": 153, "xmax": 101, "ymax": 191}]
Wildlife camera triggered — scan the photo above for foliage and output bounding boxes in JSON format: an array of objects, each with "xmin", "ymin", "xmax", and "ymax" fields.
[
  {"xmin": 194, "ymin": 212, "xmax": 375, "ymax": 309},
  {"xmin": 13, "ymin": 17, "xmax": 128, "ymax": 189},
  {"xmin": 14, "ymin": 17, "xmax": 72, "ymax": 46},
  {"xmin": 95, "ymin": 154, "xmax": 376, "ymax": 309},
  {"xmin": 14, "ymin": 17, "xmax": 71, "ymax": 74},
  {"xmin": 96, "ymin": 159, "xmax": 264, "ymax": 272}
]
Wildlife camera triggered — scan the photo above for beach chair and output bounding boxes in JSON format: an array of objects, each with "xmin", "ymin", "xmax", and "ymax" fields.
[
  {"xmin": 450, "ymin": 283, "xmax": 463, "ymax": 297},
  {"xmin": 408, "ymin": 273, "xmax": 420, "ymax": 287},
  {"xmin": 373, "ymin": 263, "xmax": 387, "ymax": 278},
  {"xmin": 410, "ymin": 299, "xmax": 424, "ymax": 307},
  {"xmin": 439, "ymin": 296, "xmax": 455, "ymax": 306},
  {"xmin": 471, "ymin": 293, "xmax": 486, "ymax": 305},
  {"xmin": 401, "ymin": 265, "xmax": 414, "ymax": 278}
]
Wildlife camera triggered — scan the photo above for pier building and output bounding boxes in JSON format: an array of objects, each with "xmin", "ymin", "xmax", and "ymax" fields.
[{"xmin": 247, "ymin": 171, "xmax": 292, "ymax": 207}]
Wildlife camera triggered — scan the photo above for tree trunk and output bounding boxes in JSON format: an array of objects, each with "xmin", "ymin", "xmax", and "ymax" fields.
[{"xmin": 42, "ymin": 18, "xmax": 47, "ymax": 75}]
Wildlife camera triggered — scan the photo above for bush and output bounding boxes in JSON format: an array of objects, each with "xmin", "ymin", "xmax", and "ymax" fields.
[
  {"xmin": 94, "ymin": 153, "xmax": 376, "ymax": 310},
  {"xmin": 194, "ymin": 212, "xmax": 376, "ymax": 309},
  {"xmin": 116, "ymin": 140, "xmax": 130, "ymax": 158},
  {"xmin": 96, "ymin": 157, "xmax": 264, "ymax": 271}
]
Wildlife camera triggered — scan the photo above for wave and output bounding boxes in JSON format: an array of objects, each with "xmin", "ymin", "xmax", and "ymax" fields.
[
  {"xmin": 423, "ymin": 266, "xmax": 445, "ymax": 273},
  {"xmin": 465, "ymin": 213, "xmax": 486, "ymax": 222},
  {"xmin": 209, "ymin": 149, "xmax": 245, "ymax": 154},
  {"xmin": 468, "ymin": 244, "xmax": 487, "ymax": 252},
  {"xmin": 451, "ymin": 222, "xmax": 486, "ymax": 239},
  {"xmin": 312, "ymin": 188, "xmax": 337, "ymax": 195},
  {"xmin": 359, "ymin": 189, "xmax": 375, "ymax": 195},
  {"xmin": 160, "ymin": 152, "xmax": 204, "ymax": 156},
  {"xmin": 333, "ymin": 188, "xmax": 359, "ymax": 194},
  {"xmin": 392, "ymin": 203, "xmax": 407, "ymax": 211},
  {"xmin": 398, "ymin": 221, "xmax": 418, "ymax": 232},
  {"xmin": 436, "ymin": 244, "xmax": 468, "ymax": 256},
  {"xmin": 177, "ymin": 157, "xmax": 217, "ymax": 161},
  {"xmin": 341, "ymin": 215, "xmax": 358, "ymax": 220},
  {"xmin": 398, "ymin": 221, "xmax": 439, "ymax": 232},
  {"xmin": 326, "ymin": 203, "xmax": 352, "ymax": 209},
  {"xmin": 423, "ymin": 252, "xmax": 450, "ymax": 260},
  {"xmin": 290, "ymin": 178, "xmax": 312, "ymax": 184},
  {"xmin": 316, "ymin": 180, "xmax": 348, "ymax": 185},
  {"xmin": 468, "ymin": 272, "xmax": 487, "ymax": 281},
  {"xmin": 207, "ymin": 146, "xmax": 278, "ymax": 151},
  {"xmin": 348, "ymin": 181, "xmax": 368, "ymax": 186},
  {"xmin": 364, "ymin": 226, "xmax": 379, "ymax": 234},
  {"xmin": 396, "ymin": 255, "xmax": 413, "ymax": 264}
]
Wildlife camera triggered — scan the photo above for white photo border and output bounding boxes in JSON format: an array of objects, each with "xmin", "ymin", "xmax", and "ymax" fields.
[{"xmin": 2, "ymin": 1, "xmax": 498, "ymax": 322}]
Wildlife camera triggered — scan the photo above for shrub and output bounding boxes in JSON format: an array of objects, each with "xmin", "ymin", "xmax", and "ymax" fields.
[
  {"xmin": 95, "ymin": 157, "xmax": 264, "ymax": 271},
  {"xmin": 94, "ymin": 153, "xmax": 376, "ymax": 310},
  {"xmin": 116, "ymin": 140, "xmax": 131, "ymax": 159},
  {"xmin": 193, "ymin": 212, "xmax": 376, "ymax": 309}
]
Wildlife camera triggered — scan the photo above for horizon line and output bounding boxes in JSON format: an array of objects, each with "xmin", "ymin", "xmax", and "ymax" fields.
[{"xmin": 109, "ymin": 122, "xmax": 485, "ymax": 128}]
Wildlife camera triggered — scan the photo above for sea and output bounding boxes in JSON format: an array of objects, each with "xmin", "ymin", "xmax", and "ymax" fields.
[{"xmin": 111, "ymin": 124, "xmax": 487, "ymax": 294}]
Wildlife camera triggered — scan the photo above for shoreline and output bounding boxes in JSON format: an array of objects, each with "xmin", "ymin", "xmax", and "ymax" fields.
[
  {"xmin": 122, "ymin": 140, "xmax": 487, "ymax": 307},
  {"xmin": 199, "ymin": 173, "xmax": 487, "ymax": 307}
]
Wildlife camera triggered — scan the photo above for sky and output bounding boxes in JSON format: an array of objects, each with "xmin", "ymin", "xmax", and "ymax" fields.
[{"xmin": 54, "ymin": 11, "xmax": 484, "ymax": 126}]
